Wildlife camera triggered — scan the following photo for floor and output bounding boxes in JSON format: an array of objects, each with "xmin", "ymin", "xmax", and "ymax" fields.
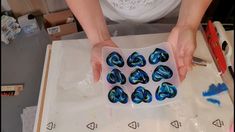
[{"xmin": 1, "ymin": 29, "xmax": 51, "ymax": 132}]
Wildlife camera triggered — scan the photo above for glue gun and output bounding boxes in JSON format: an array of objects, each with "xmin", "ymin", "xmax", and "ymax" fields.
[
  {"xmin": 205, "ymin": 20, "xmax": 227, "ymax": 74},
  {"xmin": 213, "ymin": 21, "xmax": 234, "ymax": 79}
]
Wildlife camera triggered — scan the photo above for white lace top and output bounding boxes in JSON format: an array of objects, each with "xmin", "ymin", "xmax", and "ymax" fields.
[{"xmin": 100, "ymin": 0, "xmax": 181, "ymax": 23}]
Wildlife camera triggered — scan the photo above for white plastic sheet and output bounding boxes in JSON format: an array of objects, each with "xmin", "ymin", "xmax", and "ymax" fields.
[{"xmin": 37, "ymin": 32, "xmax": 233, "ymax": 132}]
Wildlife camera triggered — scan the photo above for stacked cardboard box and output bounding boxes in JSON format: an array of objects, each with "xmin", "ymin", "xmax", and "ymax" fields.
[{"xmin": 43, "ymin": 10, "xmax": 78, "ymax": 40}]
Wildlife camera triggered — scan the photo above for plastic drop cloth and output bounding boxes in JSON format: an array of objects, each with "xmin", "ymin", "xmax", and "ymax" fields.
[{"xmin": 38, "ymin": 32, "xmax": 233, "ymax": 132}]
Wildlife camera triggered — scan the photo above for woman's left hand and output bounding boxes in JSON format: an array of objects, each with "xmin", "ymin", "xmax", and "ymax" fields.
[{"xmin": 167, "ymin": 25, "xmax": 197, "ymax": 81}]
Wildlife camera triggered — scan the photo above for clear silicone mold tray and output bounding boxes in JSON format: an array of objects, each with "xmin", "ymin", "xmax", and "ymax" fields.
[{"xmin": 101, "ymin": 42, "xmax": 180, "ymax": 108}]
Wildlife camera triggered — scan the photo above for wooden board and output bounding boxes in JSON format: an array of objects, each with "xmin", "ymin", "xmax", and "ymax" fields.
[{"xmin": 33, "ymin": 45, "xmax": 51, "ymax": 132}]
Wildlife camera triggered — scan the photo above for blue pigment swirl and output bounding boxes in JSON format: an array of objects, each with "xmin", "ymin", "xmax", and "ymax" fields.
[
  {"xmin": 131, "ymin": 86, "xmax": 152, "ymax": 104},
  {"xmin": 129, "ymin": 68, "xmax": 149, "ymax": 84},
  {"xmin": 108, "ymin": 86, "xmax": 128, "ymax": 104},
  {"xmin": 149, "ymin": 48, "xmax": 169, "ymax": 64},
  {"xmin": 152, "ymin": 65, "xmax": 173, "ymax": 82},
  {"xmin": 127, "ymin": 52, "xmax": 146, "ymax": 67},
  {"xmin": 202, "ymin": 83, "xmax": 228, "ymax": 97},
  {"xmin": 155, "ymin": 82, "xmax": 177, "ymax": 101},
  {"xmin": 106, "ymin": 52, "xmax": 124, "ymax": 67},
  {"xmin": 107, "ymin": 69, "xmax": 126, "ymax": 84},
  {"xmin": 206, "ymin": 98, "xmax": 221, "ymax": 106}
]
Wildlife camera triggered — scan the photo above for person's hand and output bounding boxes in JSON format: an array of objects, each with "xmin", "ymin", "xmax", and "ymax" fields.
[
  {"xmin": 167, "ymin": 25, "xmax": 197, "ymax": 81},
  {"xmin": 91, "ymin": 39, "xmax": 118, "ymax": 82}
]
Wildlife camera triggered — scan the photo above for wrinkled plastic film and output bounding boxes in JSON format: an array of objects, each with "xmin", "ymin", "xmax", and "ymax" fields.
[{"xmin": 57, "ymin": 44, "xmax": 103, "ymax": 101}]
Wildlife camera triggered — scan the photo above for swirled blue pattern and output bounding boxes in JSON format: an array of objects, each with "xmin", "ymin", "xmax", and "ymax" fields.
[
  {"xmin": 131, "ymin": 86, "xmax": 152, "ymax": 104},
  {"xmin": 106, "ymin": 52, "xmax": 124, "ymax": 67},
  {"xmin": 129, "ymin": 68, "xmax": 149, "ymax": 84},
  {"xmin": 107, "ymin": 69, "xmax": 126, "ymax": 84},
  {"xmin": 149, "ymin": 48, "xmax": 169, "ymax": 64},
  {"xmin": 152, "ymin": 65, "xmax": 173, "ymax": 82},
  {"xmin": 127, "ymin": 52, "xmax": 146, "ymax": 67},
  {"xmin": 108, "ymin": 86, "xmax": 128, "ymax": 104},
  {"xmin": 155, "ymin": 82, "xmax": 177, "ymax": 101}
]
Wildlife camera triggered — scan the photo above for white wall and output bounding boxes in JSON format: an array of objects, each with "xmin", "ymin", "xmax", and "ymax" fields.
[{"xmin": 1, "ymin": 0, "xmax": 11, "ymax": 11}]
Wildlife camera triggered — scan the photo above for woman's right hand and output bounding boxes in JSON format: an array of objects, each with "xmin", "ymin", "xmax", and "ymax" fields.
[{"xmin": 91, "ymin": 39, "xmax": 118, "ymax": 82}]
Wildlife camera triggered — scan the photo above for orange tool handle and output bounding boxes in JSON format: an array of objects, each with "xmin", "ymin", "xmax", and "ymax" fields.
[{"xmin": 205, "ymin": 20, "xmax": 227, "ymax": 73}]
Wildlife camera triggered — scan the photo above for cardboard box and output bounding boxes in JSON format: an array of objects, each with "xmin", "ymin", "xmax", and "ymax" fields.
[
  {"xmin": 43, "ymin": 10, "xmax": 78, "ymax": 40},
  {"xmin": 7, "ymin": 0, "xmax": 48, "ymax": 17},
  {"xmin": 46, "ymin": 22, "xmax": 77, "ymax": 40}
]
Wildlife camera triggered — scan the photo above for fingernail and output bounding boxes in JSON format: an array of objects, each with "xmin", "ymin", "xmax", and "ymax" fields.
[
  {"xmin": 188, "ymin": 66, "xmax": 192, "ymax": 71},
  {"xmin": 180, "ymin": 67, "xmax": 186, "ymax": 74},
  {"xmin": 180, "ymin": 75, "xmax": 185, "ymax": 82},
  {"xmin": 230, "ymin": 123, "xmax": 234, "ymax": 132}
]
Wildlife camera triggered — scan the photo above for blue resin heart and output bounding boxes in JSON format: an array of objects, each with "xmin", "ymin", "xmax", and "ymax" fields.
[
  {"xmin": 106, "ymin": 52, "xmax": 124, "ymax": 67},
  {"xmin": 107, "ymin": 69, "xmax": 126, "ymax": 84},
  {"xmin": 129, "ymin": 68, "xmax": 149, "ymax": 84},
  {"xmin": 131, "ymin": 86, "xmax": 152, "ymax": 104},
  {"xmin": 149, "ymin": 48, "xmax": 169, "ymax": 64},
  {"xmin": 155, "ymin": 82, "xmax": 177, "ymax": 101},
  {"xmin": 127, "ymin": 52, "xmax": 146, "ymax": 67},
  {"xmin": 152, "ymin": 65, "xmax": 173, "ymax": 82},
  {"xmin": 108, "ymin": 86, "xmax": 128, "ymax": 104}
]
